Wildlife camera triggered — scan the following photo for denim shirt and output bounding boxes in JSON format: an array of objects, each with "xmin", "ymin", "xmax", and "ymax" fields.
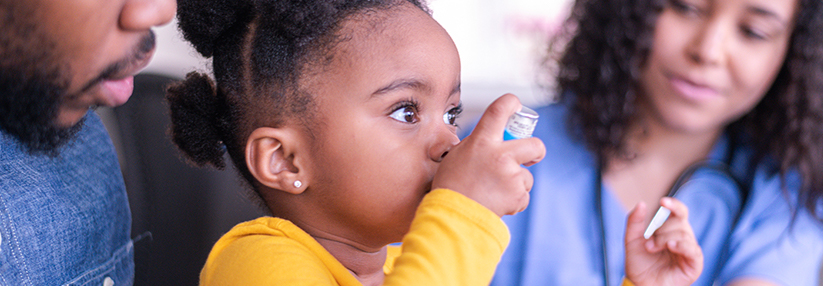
[{"xmin": 0, "ymin": 111, "xmax": 134, "ymax": 286}]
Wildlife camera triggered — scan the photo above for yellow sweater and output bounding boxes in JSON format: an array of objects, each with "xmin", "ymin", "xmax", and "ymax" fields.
[{"xmin": 200, "ymin": 189, "xmax": 510, "ymax": 285}]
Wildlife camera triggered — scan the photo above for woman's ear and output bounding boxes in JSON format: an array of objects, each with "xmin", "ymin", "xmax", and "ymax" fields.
[{"xmin": 246, "ymin": 127, "xmax": 307, "ymax": 194}]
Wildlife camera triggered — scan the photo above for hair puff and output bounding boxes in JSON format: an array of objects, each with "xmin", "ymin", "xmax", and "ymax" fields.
[
  {"xmin": 176, "ymin": 0, "xmax": 252, "ymax": 57},
  {"xmin": 166, "ymin": 72, "xmax": 228, "ymax": 169}
]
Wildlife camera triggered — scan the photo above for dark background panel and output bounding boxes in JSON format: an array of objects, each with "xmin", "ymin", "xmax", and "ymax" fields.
[{"xmin": 102, "ymin": 73, "xmax": 265, "ymax": 286}]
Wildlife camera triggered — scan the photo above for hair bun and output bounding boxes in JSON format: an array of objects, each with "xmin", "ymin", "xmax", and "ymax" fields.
[
  {"xmin": 166, "ymin": 72, "xmax": 227, "ymax": 169},
  {"xmin": 176, "ymin": 0, "xmax": 252, "ymax": 57}
]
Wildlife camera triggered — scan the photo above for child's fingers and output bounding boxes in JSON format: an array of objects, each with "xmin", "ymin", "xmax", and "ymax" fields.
[
  {"xmin": 521, "ymin": 167, "xmax": 534, "ymax": 193},
  {"xmin": 505, "ymin": 167, "xmax": 534, "ymax": 215},
  {"xmin": 468, "ymin": 94, "xmax": 521, "ymax": 142},
  {"xmin": 502, "ymin": 137, "xmax": 546, "ymax": 166}
]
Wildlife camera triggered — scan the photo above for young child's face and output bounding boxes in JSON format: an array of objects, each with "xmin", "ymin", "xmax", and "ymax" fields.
[
  {"xmin": 637, "ymin": 0, "xmax": 797, "ymax": 135},
  {"xmin": 299, "ymin": 2, "xmax": 461, "ymax": 248}
]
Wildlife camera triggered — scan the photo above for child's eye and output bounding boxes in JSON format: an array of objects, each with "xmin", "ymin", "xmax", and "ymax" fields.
[
  {"xmin": 443, "ymin": 104, "xmax": 463, "ymax": 126},
  {"xmin": 389, "ymin": 104, "xmax": 418, "ymax": 123}
]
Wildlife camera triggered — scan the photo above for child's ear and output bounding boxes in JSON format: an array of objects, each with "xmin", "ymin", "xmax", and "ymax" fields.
[{"xmin": 245, "ymin": 127, "xmax": 307, "ymax": 194}]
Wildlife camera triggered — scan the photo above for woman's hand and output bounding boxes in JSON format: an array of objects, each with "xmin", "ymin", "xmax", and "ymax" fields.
[
  {"xmin": 624, "ymin": 197, "xmax": 704, "ymax": 286},
  {"xmin": 431, "ymin": 93, "xmax": 546, "ymax": 217}
]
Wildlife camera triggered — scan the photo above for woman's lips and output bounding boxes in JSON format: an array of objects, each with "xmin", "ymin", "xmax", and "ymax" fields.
[{"xmin": 668, "ymin": 75, "xmax": 721, "ymax": 102}]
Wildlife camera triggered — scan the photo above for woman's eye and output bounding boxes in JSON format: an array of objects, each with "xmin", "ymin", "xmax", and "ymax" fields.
[
  {"xmin": 443, "ymin": 105, "xmax": 463, "ymax": 126},
  {"xmin": 389, "ymin": 105, "xmax": 418, "ymax": 123},
  {"xmin": 741, "ymin": 26, "xmax": 768, "ymax": 41},
  {"xmin": 669, "ymin": 0, "xmax": 700, "ymax": 17}
]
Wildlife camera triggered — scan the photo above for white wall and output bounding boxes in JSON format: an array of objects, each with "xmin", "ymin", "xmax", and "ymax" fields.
[
  {"xmin": 143, "ymin": 0, "xmax": 573, "ymax": 125},
  {"xmin": 142, "ymin": 19, "xmax": 207, "ymax": 79},
  {"xmin": 429, "ymin": 0, "xmax": 571, "ymax": 111}
]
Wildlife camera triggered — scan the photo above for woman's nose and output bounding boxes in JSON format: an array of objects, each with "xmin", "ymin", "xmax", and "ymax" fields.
[
  {"xmin": 685, "ymin": 19, "xmax": 727, "ymax": 66},
  {"xmin": 120, "ymin": 0, "xmax": 177, "ymax": 31}
]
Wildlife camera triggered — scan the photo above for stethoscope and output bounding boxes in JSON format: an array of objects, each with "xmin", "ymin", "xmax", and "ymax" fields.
[{"xmin": 594, "ymin": 145, "xmax": 749, "ymax": 286}]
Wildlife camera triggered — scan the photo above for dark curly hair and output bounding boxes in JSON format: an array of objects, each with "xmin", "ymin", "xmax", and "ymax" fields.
[
  {"xmin": 552, "ymin": 0, "xmax": 823, "ymax": 221},
  {"xmin": 167, "ymin": 0, "xmax": 428, "ymax": 194}
]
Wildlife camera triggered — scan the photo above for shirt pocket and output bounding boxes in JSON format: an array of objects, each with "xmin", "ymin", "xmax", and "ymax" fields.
[{"xmin": 63, "ymin": 241, "xmax": 134, "ymax": 286}]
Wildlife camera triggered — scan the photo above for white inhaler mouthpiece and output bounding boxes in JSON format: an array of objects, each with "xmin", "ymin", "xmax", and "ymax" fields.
[
  {"xmin": 643, "ymin": 206, "xmax": 672, "ymax": 239},
  {"xmin": 503, "ymin": 106, "xmax": 539, "ymax": 141}
]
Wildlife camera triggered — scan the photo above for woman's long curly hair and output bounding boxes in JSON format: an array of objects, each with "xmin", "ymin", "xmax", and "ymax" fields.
[{"xmin": 552, "ymin": 0, "xmax": 823, "ymax": 221}]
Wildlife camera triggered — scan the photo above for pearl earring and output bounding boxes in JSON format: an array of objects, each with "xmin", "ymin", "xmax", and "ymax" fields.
[{"xmin": 293, "ymin": 180, "xmax": 302, "ymax": 188}]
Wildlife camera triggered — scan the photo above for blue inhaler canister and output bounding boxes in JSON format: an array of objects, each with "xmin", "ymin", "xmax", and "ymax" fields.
[{"xmin": 503, "ymin": 106, "xmax": 539, "ymax": 140}]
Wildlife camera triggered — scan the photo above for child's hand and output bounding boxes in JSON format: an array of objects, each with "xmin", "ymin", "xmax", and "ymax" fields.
[
  {"xmin": 624, "ymin": 198, "xmax": 703, "ymax": 286},
  {"xmin": 431, "ymin": 94, "xmax": 546, "ymax": 217}
]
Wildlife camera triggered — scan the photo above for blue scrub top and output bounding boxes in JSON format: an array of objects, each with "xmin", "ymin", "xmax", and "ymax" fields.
[{"xmin": 491, "ymin": 102, "xmax": 823, "ymax": 286}]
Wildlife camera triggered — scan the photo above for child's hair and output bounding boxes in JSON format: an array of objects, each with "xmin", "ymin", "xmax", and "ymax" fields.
[
  {"xmin": 550, "ymin": 0, "xmax": 823, "ymax": 221},
  {"xmin": 167, "ymin": 0, "xmax": 428, "ymax": 195}
]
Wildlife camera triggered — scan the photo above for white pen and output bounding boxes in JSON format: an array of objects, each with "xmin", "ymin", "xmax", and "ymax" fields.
[{"xmin": 643, "ymin": 206, "xmax": 672, "ymax": 239}]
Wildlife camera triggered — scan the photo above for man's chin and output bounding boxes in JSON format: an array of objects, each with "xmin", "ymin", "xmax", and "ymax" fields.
[
  {"xmin": 6, "ymin": 117, "xmax": 86, "ymax": 156},
  {"xmin": 55, "ymin": 106, "xmax": 94, "ymax": 128},
  {"xmin": 0, "ymin": 82, "xmax": 87, "ymax": 156},
  {"xmin": 0, "ymin": 61, "xmax": 88, "ymax": 155}
]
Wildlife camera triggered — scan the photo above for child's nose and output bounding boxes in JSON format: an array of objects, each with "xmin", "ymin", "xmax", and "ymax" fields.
[{"xmin": 429, "ymin": 127, "xmax": 460, "ymax": 163}]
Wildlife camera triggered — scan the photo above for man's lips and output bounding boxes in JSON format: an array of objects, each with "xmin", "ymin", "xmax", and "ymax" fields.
[
  {"xmin": 106, "ymin": 45, "xmax": 155, "ymax": 81},
  {"xmin": 98, "ymin": 47, "xmax": 155, "ymax": 107},
  {"xmin": 100, "ymin": 76, "xmax": 135, "ymax": 106}
]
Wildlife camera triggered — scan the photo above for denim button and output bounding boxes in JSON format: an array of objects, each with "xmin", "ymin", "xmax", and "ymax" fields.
[{"xmin": 103, "ymin": 277, "xmax": 114, "ymax": 286}]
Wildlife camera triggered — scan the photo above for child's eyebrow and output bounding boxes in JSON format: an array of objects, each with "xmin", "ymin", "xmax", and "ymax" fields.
[
  {"xmin": 372, "ymin": 78, "xmax": 426, "ymax": 96},
  {"xmin": 372, "ymin": 79, "xmax": 460, "ymax": 99}
]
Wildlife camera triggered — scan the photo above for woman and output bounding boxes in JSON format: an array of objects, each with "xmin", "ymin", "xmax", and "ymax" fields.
[{"xmin": 492, "ymin": 0, "xmax": 823, "ymax": 285}]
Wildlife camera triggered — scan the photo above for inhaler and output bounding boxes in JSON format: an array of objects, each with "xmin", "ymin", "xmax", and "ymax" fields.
[{"xmin": 503, "ymin": 106, "xmax": 538, "ymax": 140}]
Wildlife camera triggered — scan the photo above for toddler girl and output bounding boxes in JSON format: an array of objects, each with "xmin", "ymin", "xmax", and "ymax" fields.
[{"xmin": 168, "ymin": 0, "xmax": 701, "ymax": 285}]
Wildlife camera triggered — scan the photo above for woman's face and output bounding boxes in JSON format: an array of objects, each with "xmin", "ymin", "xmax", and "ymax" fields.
[
  {"xmin": 298, "ymin": 2, "xmax": 462, "ymax": 249},
  {"xmin": 638, "ymin": 0, "xmax": 798, "ymax": 135}
]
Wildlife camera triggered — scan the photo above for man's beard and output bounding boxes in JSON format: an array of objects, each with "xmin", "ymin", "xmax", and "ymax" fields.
[
  {"xmin": 0, "ymin": 4, "xmax": 84, "ymax": 156},
  {"xmin": 0, "ymin": 67, "xmax": 85, "ymax": 156}
]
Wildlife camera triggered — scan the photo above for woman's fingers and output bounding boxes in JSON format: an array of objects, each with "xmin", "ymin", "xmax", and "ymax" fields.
[
  {"xmin": 661, "ymin": 197, "xmax": 689, "ymax": 220},
  {"xmin": 649, "ymin": 198, "xmax": 693, "ymax": 243},
  {"xmin": 625, "ymin": 201, "xmax": 650, "ymax": 243},
  {"xmin": 646, "ymin": 227, "xmax": 691, "ymax": 252}
]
